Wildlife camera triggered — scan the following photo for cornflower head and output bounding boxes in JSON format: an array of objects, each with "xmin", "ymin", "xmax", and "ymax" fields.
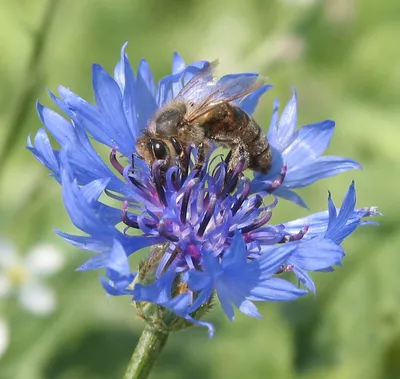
[{"xmin": 28, "ymin": 44, "xmax": 379, "ymax": 337}]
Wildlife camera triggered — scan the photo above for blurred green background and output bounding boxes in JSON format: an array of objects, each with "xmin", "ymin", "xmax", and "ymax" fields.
[{"xmin": 0, "ymin": 0, "xmax": 397, "ymax": 378}]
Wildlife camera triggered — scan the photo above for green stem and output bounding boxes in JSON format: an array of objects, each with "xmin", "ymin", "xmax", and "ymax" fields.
[
  {"xmin": 123, "ymin": 326, "xmax": 169, "ymax": 379},
  {"xmin": 0, "ymin": 0, "xmax": 61, "ymax": 179}
]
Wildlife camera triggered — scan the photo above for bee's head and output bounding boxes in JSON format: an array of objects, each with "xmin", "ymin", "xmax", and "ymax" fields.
[
  {"xmin": 148, "ymin": 103, "xmax": 187, "ymax": 136},
  {"xmin": 136, "ymin": 135, "xmax": 175, "ymax": 170}
]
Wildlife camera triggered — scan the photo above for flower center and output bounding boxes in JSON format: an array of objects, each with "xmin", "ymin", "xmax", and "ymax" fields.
[
  {"xmin": 7, "ymin": 265, "xmax": 28, "ymax": 285},
  {"xmin": 110, "ymin": 146, "xmax": 288, "ymax": 273}
]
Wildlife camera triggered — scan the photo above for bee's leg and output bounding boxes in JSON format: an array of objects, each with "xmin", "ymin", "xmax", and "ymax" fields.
[
  {"xmin": 223, "ymin": 144, "xmax": 249, "ymax": 192},
  {"xmin": 178, "ymin": 147, "xmax": 190, "ymax": 184},
  {"xmin": 194, "ymin": 142, "xmax": 207, "ymax": 170},
  {"xmin": 228, "ymin": 144, "xmax": 249, "ymax": 173},
  {"xmin": 224, "ymin": 149, "xmax": 234, "ymax": 185},
  {"xmin": 226, "ymin": 144, "xmax": 248, "ymax": 172},
  {"xmin": 224, "ymin": 150, "xmax": 232, "ymax": 166}
]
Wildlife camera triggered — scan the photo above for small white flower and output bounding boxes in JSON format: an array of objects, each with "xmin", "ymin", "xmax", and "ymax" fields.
[
  {"xmin": 0, "ymin": 317, "xmax": 9, "ymax": 358},
  {"xmin": 0, "ymin": 240, "xmax": 65, "ymax": 316}
]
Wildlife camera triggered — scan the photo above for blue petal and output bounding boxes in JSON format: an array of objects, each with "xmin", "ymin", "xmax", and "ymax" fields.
[
  {"xmin": 56, "ymin": 123, "xmax": 131, "ymax": 194},
  {"xmin": 267, "ymin": 97, "xmax": 280, "ymax": 147},
  {"xmin": 122, "ymin": 55, "xmax": 139, "ymax": 140},
  {"xmin": 92, "ymin": 64, "xmax": 135, "ymax": 153},
  {"xmin": 248, "ymin": 277, "xmax": 308, "ymax": 301},
  {"xmin": 172, "ymin": 52, "xmax": 186, "ymax": 74},
  {"xmin": 163, "ymin": 292, "xmax": 215, "ymax": 338},
  {"xmin": 114, "ymin": 45, "xmax": 139, "ymax": 140},
  {"xmin": 185, "ymin": 314, "xmax": 215, "ymax": 338},
  {"xmin": 282, "ymin": 120, "xmax": 335, "ymax": 167},
  {"xmin": 327, "ymin": 191, "xmax": 337, "ymax": 229},
  {"xmin": 58, "ymin": 157, "xmax": 158, "ymax": 258},
  {"xmin": 100, "ymin": 271, "xmax": 136, "ymax": 297},
  {"xmin": 217, "ymin": 72, "xmax": 258, "ymax": 85},
  {"xmin": 105, "ymin": 239, "xmax": 131, "ymax": 277},
  {"xmin": 37, "ymin": 102, "xmax": 77, "ymax": 146},
  {"xmin": 238, "ymin": 299, "xmax": 262, "ymax": 318},
  {"xmin": 184, "ymin": 269, "xmax": 212, "ymax": 292},
  {"xmin": 114, "ymin": 42, "xmax": 130, "ymax": 90},
  {"xmin": 55, "ymin": 86, "xmax": 136, "ymax": 164},
  {"xmin": 59, "ymin": 230, "xmax": 158, "ymax": 262},
  {"xmin": 270, "ymin": 187, "xmax": 309, "ymax": 209},
  {"xmin": 239, "ymin": 84, "xmax": 273, "ymax": 115},
  {"xmin": 78, "ymin": 251, "xmax": 111, "ymax": 271},
  {"xmin": 136, "ymin": 59, "xmax": 158, "ymax": 130},
  {"xmin": 215, "ymin": 282, "xmax": 236, "ymax": 321},
  {"xmin": 133, "ymin": 267, "xmax": 175, "ymax": 304},
  {"xmin": 54, "ymin": 230, "xmax": 113, "ymax": 252},
  {"xmin": 47, "ymin": 89, "xmax": 72, "ymax": 116},
  {"xmin": 331, "ymin": 220, "xmax": 361, "ymax": 245},
  {"xmin": 257, "ymin": 243, "xmax": 298, "ymax": 276},
  {"xmin": 57, "ymin": 86, "xmax": 114, "ymax": 148},
  {"xmin": 326, "ymin": 181, "xmax": 356, "ymax": 240},
  {"xmin": 27, "ymin": 129, "xmax": 60, "ymax": 179},
  {"xmin": 157, "ymin": 72, "xmax": 182, "ymax": 106},
  {"xmin": 188, "ymin": 284, "xmax": 214, "ymax": 314},
  {"xmin": 81, "ymin": 178, "xmax": 110, "ymax": 202},
  {"xmin": 271, "ymin": 89, "xmax": 298, "ymax": 150},
  {"xmin": 325, "ymin": 183, "xmax": 368, "ymax": 244},
  {"xmin": 291, "ymin": 238, "xmax": 345, "ymax": 271},
  {"xmin": 81, "ymin": 180, "xmax": 123, "ymax": 226},
  {"xmin": 282, "ymin": 156, "xmax": 362, "ymax": 188},
  {"xmin": 137, "ymin": 59, "xmax": 156, "ymax": 95},
  {"xmin": 221, "ymin": 231, "xmax": 247, "ymax": 268},
  {"xmin": 61, "ymin": 169, "xmax": 110, "ymax": 235},
  {"xmin": 292, "ymin": 267, "xmax": 316, "ymax": 293},
  {"xmin": 101, "ymin": 277, "xmax": 128, "ymax": 296}
]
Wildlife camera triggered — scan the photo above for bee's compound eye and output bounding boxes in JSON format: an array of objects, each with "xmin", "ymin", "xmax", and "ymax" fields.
[
  {"xmin": 170, "ymin": 137, "xmax": 182, "ymax": 155},
  {"xmin": 152, "ymin": 140, "xmax": 168, "ymax": 160}
]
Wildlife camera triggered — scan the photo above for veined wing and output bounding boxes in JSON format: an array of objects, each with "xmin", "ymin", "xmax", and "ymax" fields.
[
  {"xmin": 175, "ymin": 60, "xmax": 219, "ymax": 105},
  {"xmin": 175, "ymin": 62, "xmax": 265, "ymax": 122}
]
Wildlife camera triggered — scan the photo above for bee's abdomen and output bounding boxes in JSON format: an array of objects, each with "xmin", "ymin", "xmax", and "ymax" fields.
[
  {"xmin": 228, "ymin": 106, "xmax": 272, "ymax": 173},
  {"xmin": 203, "ymin": 104, "xmax": 272, "ymax": 174},
  {"xmin": 244, "ymin": 117, "xmax": 272, "ymax": 173}
]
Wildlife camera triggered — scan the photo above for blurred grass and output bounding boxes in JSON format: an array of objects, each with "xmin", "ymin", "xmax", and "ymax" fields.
[{"xmin": 0, "ymin": 0, "xmax": 398, "ymax": 378}]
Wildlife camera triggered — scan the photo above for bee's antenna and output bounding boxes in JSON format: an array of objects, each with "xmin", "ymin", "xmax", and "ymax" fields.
[
  {"xmin": 131, "ymin": 152, "xmax": 144, "ymax": 172},
  {"xmin": 132, "ymin": 152, "xmax": 143, "ymax": 159}
]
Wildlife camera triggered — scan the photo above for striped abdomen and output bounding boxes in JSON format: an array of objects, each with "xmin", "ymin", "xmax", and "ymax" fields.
[{"xmin": 199, "ymin": 103, "xmax": 272, "ymax": 173}]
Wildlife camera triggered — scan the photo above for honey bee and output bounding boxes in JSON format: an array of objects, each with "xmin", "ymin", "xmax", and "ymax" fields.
[{"xmin": 136, "ymin": 62, "xmax": 272, "ymax": 175}]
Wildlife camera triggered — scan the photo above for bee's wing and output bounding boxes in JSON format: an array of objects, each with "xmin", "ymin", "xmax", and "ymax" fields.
[
  {"xmin": 176, "ymin": 64, "xmax": 265, "ymax": 122},
  {"xmin": 175, "ymin": 61, "xmax": 219, "ymax": 104}
]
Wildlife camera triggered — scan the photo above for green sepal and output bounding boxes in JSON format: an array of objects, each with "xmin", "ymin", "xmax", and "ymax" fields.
[{"xmin": 134, "ymin": 243, "xmax": 214, "ymax": 333}]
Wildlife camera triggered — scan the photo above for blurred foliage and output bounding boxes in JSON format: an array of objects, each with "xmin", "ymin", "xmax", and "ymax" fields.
[{"xmin": 0, "ymin": 0, "xmax": 397, "ymax": 378}]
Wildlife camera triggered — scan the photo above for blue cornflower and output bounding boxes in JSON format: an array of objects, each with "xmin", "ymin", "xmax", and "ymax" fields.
[{"xmin": 28, "ymin": 44, "xmax": 379, "ymax": 336}]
